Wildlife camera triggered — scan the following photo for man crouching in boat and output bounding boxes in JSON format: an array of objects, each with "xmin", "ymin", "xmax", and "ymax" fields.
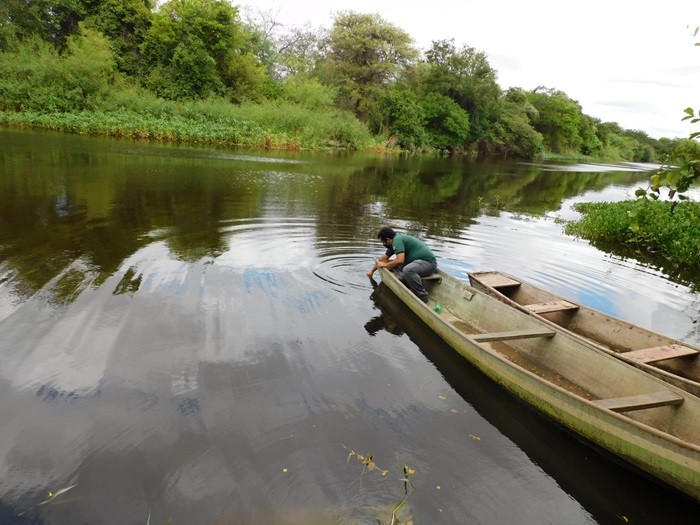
[{"xmin": 366, "ymin": 227, "xmax": 437, "ymax": 303}]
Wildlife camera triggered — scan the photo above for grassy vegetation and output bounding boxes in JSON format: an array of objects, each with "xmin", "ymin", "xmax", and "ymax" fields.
[
  {"xmin": 0, "ymin": 95, "xmax": 379, "ymax": 151},
  {"xmin": 0, "ymin": 34, "xmax": 380, "ymax": 151},
  {"xmin": 565, "ymin": 200, "xmax": 700, "ymax": 283}
]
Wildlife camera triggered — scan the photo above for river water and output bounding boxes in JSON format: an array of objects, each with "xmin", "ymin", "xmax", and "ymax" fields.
[{"xmin": 0, "ymin": 128, "xmax": 698, "ymax": 524}]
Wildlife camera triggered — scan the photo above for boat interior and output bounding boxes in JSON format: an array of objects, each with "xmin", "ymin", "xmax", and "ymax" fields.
[{"xmin": 417, "ymin": 275, "xmax": 700, "ymax": 443}]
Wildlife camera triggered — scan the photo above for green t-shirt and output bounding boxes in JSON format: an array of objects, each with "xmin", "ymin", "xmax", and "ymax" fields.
[{"xmin": 385, "ymin": 233, "xmax": 436, "ymax": 264}]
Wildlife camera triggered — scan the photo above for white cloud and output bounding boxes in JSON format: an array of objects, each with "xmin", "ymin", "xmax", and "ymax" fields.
[{"xmin": 245, "ymin": 0, "xmax": 700, "ymax": 138}]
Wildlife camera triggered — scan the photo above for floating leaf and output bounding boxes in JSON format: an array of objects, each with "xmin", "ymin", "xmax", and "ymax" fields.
[
  {"xmin": 282, "ymin": 468, "xmax": 288, "ymax": 473},
  {"xmin": 438, "ymin": 395, "xmax": 446, "ymax": 401},
  {"xmin": 19, "ymin": 484, "xmax": 78, "ymax": 516},
  {"xmin": 469, "ymin": 434, "xmax": 481, "ymax": 441},
  {"xmin": 436, "ymin": 485, "xmax": 441, "ymax": 490},
  {"xmin": 617, "ymin": 515, "xmax": 629, "ymax": 523},
  {"xmin": 381, "ymin": 469, "xmax": 389, "ymax": 476},
  {"xmin": 37, "ymin": 484, "xmax": 77, "ymax": 507}
]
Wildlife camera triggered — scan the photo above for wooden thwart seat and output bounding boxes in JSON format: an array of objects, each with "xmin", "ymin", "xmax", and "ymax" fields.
[
  {"xmin": 471, "ymin": 328, "xmax": 556, "ymax": 343},
  {"xmin": 623, "ymin": 344, "xmax": 699, "ymax": 364},
  {"xmin": 524, "ymin": 300, "xmax": 579, "ymax": 315},
  {"xmin": 421, "ymin": 273, "xmax": 442, "ymax": 281},
  {"xmin": 593, "ymin": 391, "xmax": 684, "ymax": 413},
  {"xmin": 475, "ymin": 272, "xmax": 521, "ymax": 289}
]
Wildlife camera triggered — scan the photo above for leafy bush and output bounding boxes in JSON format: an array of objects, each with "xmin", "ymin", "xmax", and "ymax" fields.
[
  {"xmin": 422, "ymin": 92, "xmax": 470, "ymax": 151},
  {"xmin": 566, "ymin": 200, "xmax": 700, "ymax": 280},
  {"xmin": 368, "ymin": 88, "xmax": 427, "ymax": 150},
  {"xmin": 278, "ymin": 76, "xmax": 338, "ymax": 110},
  {"xmin": 0, "ymin": 28, "xmax": 115, "ymax": 112}
]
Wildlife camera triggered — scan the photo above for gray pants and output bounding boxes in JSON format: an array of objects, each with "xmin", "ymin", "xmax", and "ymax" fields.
[{"xmin": 396, "ymin": 260, "xmax": 437, "ymax": 301}]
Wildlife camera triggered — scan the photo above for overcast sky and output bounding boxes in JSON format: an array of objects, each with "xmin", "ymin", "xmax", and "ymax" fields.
[{"xmin": 244, "ymin": 0, "xmax": 700, "ymax": 139}]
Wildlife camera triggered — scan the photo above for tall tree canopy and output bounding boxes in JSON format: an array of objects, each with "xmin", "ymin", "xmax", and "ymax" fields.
[
  {"xmin": 87, "ymin": 0, "xmax": 153, "ymax": 75},
  {"xmin": 422, "ymin": 39, "xmax": 502, "ymax": 143},
  {"xmin": 527, "ymin": 87, "xmax": 584, "ymax": 153},
  {"xmin": 0, "ymin": 0, "xmax": 95, "ymax": 49},
  {"xmin": 140, "ymin": 0, "xmax": 267, "ymax": 100},
  {"xmin": 322, "ymin": 11, "xmax": 419, "ymax": 116}
]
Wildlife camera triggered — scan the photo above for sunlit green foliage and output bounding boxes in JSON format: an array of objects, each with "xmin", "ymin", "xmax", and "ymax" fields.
[
  {"xmin": 140, "ymin": 0, "xmax": 267, "ymax": 101},
  {"xmin": 422, "ymin": 92, "xmax": 470, "ymax": 151},
  {"xmin": 322, "ymin": 11, "xmax": 419, "ymax": 117},
  {"xmin": 367, "ymin": 88, "xmax": 469, "ymax": 151},
  {"xmin": 527, "ymin": 87, "xmax": 584, "ymax": 154},
  {"xmin": 566, "ymin": 200, "xmax": 700, "ymax": 279},
  {"xmin": 277, "ymin": 75, "xmax": 337, "ymax": 110},
  {"xmin": 0, "ymin": 93, "xmax": 376, "ymax": 150},
  {"xmin": 484, "ymin": 88, "xmax": 543, "ymax": 158},
  {"xmin": 423, "ymin": 39, "xmax": 501, "ymax": 145},
  {"xmin": 0, "ymin": 28, "xmax": 116, "ymax": 112},
  {"xmin": 643, "ymin": 110, "xmax": 700, "ymax": 201},
  {"xmin": 369, "ymin": 87, "xmax": 427, "ymax": 150},
  {"xmin": 578, "ymin": 114, "xmax": 603, "ymax": 156}
]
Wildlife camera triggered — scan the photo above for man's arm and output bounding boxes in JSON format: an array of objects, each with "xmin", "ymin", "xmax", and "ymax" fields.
[
  {"xmin": 377, "ymin": 252, "xmax": 404, "ymax": 269},
  {"xmin": 366, "ymin": 254, "xmax": 391, "ymax": 277}
]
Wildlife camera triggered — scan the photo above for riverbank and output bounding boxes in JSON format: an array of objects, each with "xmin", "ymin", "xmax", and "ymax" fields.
[{"xmin": 0, "ymin": 110, "xmax": 636, "ymax": 164}]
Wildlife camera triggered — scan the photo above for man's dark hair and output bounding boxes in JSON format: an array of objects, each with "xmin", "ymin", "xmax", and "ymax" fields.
[{"xmin": 377, "ymin": 227, "xmax": 396, "ymax": 241}]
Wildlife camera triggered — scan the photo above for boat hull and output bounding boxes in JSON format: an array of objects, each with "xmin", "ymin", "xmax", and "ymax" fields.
[{"xmin": 379, "ymin": 268, "xmax": 700, "ymax": 501}]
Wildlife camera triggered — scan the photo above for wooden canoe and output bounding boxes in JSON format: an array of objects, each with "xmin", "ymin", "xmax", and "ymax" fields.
[
  {"xmin": 468, "ymin": 270, "xmax": 700, "ymax": 398},
  {"xmin": 378, "ymin": 268, "xmax": 700, "ymax": 501}
]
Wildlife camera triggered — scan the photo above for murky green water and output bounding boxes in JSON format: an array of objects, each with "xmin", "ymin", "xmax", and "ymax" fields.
[{"xmin": 1, "ymin": 128, "xmax": 698, "ymax": 524}]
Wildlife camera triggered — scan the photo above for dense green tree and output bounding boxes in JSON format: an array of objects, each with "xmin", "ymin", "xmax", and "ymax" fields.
[
  {"xmin": 322, "ymin": 11, "xmax": 419, "ymax": 117},
  {"xmin": 421, "ymin": 92, "xmax": 470, "ymax": 151},
  {"xmin": 140, "ymin": 0, "xmax": 267, "ymax": 100},
  {"xmin": 85, "ymin": 0, "xmax": 153, "ymax": 76},
  {"xmin": 367, "ymin": 88, "xmax": 470, "ymax": 151},
  {"xmin": 0, "ymin": 26, "xmax": 116, "ymax": 112},
  {"xmin": 482, "ymin": 89, "xmax": 543, "ymax": 159},
  {"xmin": 527, "ymin": 87, "xmax": 584, "ymax": 153},
  {"xmin": 596, "ymin": 121, "xmax": 624, "ymax": 146},
  {"xmin": 423, "ymin": 39, "xmax": 501, "ymax": 144},
  {"xmin": 578, "ymin": 114, "xmax": 603, "ymax": 156},
  {"xmin": 0, "ymin": 0, "xmax": 94, "ymax": 49},
  {"xmin": 655, "ymin": 137, "xmax": 679, "ymax": 159},
  {"xmin": 368, "ymin": 87, "xmax": 426, "ymax": 149}
]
